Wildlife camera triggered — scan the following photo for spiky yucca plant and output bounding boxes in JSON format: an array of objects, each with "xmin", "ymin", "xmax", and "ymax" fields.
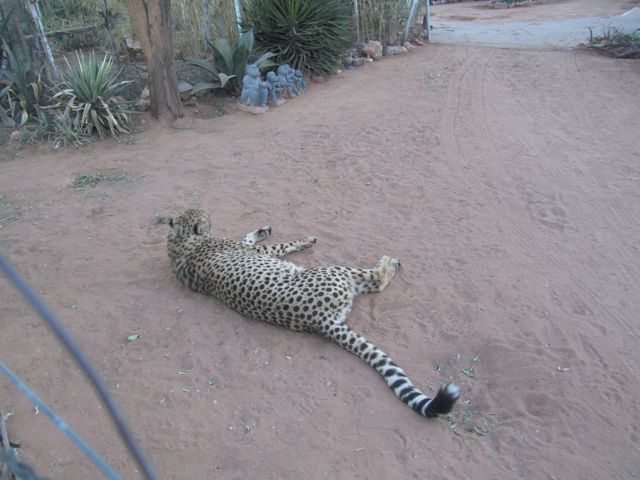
[
  {"xmin": 243, "ymin": 0, "xmax": 352, "ymax": 76},
  {"xmin": 53, "ymin": 52, "xmax": 132, "ymax": 139}
]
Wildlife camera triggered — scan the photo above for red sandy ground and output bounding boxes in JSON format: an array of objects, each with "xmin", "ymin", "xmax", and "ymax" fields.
[{"xmin": 1, "ymin": 2, "xmax": 639, "ymax": 479}]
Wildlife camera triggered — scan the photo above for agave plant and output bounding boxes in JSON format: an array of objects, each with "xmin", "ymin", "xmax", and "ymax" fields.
[
  {"xmin": 0, "ymin": 41, "xmax": 47, "ymax": 127},
  {"xmin": 53, "ymin": 51, "xmax": 132, "ymax": 139},
  {"xmin": 243, "ymin": 0, "xmax": 352, "ymax": 76},
  {"xmin": 186, "ymin": 28, "xmax": 275, "ymax": 96}
]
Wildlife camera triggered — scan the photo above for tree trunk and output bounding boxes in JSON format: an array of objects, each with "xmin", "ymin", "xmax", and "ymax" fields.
[
  {"xmin": 123, "ymin": 0, "xmax": 183, "ymax": 120},
  {"xmin": 0, "ymin": 0, "xmax": 30, "ymax": 66}
]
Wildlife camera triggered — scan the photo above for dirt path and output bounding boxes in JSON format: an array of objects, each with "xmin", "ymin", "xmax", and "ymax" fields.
[
  {"xmin": 431, "ymin": 0, "xmax": 640, "ymax": 47},
  {"xmin": 1, "ymin": 40, "xmax": 640, "ymax": 480}
]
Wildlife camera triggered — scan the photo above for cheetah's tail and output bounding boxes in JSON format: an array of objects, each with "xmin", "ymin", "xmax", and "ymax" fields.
[
  {"xmin": 323, "ymin": 324, "xmax": 460, "ymax": 418},
  {"xmin": 154, "ymin": 216, "xmax": 174, "ymax": 226}
]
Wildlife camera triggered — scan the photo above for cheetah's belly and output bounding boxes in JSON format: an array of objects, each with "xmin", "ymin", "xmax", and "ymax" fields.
[{"xmin": 186, "ymin": 252, "xmax": 353, "ymax": 331}]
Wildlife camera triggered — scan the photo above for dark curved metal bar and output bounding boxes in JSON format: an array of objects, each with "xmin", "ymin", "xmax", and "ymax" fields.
[{"xmin": 0, "ymin": 254, "xmax": 158, "ymax": 480}]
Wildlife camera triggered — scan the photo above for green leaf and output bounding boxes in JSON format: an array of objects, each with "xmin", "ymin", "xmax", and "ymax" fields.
[
  {"xmin": 213, "ymin": 38, "xmax": 234, "ymax": 74},
  {"xmin": 0, "ymin": 107, "xmax": 16, "ymax": 127},
  {"xmin": 216, "ymin": 73, "xmax": 235, "ymax": 89},
  {"xmin": 185, "ymin": 58, "xmax": 220, "ymax": 78},
  {"xmin": 238, "ymin": 27, "xmax": 255, "ymax": 55},
  {"xmin": 231, "ymin": 43, "xmax": 250, "ymax": 78},
  {"xmin": 190, "ymin": 82, "xmax": 223, "ymax": 96}
]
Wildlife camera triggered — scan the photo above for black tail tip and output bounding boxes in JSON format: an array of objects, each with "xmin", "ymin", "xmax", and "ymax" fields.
[
  {"xmin": 425, "ymin": 384, "xmax": 461, "ymax": 417},
  {"xmin": 154, "ymin": 216, "xmax": 173, "ymax": 227}
]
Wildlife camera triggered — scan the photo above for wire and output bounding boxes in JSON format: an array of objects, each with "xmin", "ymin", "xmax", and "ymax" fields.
[
  {"xmin": 0, "ymin": 362, "xmax": 121, "ymax": 480},
  {"xmin": 0, "ymin": 253, "xmax": 158, "ymax": 480}
]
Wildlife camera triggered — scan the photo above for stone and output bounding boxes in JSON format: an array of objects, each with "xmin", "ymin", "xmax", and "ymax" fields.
[
  {"xmin": 277, "ymin": 64, "xmax": 298, "ymax": 97},
  {"xmin": 265, "ymin": 71, "xmax": 285, "ymax": 106},
  {"xmin": 237, "ymin": 103, "xmax": 268, "ymax": 114},
  {"xmin": 8, "ymin": 130, "xmax": 22, "ymax": 144},
  {"xmin": 177, "ymin": 80, "xmax": 193, "ymax": 101},
  {"xmin": 293, "ymin": 69, "xmax": 308, "ymax": 93},
  {"xmin": 362, "ymin": 40, "xmax": 383, "ymax": 61},
  {"xmin": 123, "ymin": 35, "xmax": 142, "ymax": 60},
  {"xmin": 240, "ymin": 64, "xmax": 268, "ymax": 108},
  {"xmin": 353, "ymin": 57, "xmax": 367, "ymax": 66},
  {"xmin": 137, "ymin": 86, "xmax": 150, "ymax": 111},
  {"xmin": 385, "ymin": 45, "xmax": 408, "ymax": 56}
]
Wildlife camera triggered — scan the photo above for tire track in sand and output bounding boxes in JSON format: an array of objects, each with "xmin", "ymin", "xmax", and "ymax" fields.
[{"xmin": 441, "ymin": 46, "xmax": 637, "ymax": 342}]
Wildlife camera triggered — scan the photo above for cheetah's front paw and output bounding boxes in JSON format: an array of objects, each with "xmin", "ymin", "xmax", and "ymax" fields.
[
  {"xmin": 242, "ymin": 226, "xmax": 272, "ymax": 246},
  {"xmin": 302, "ymin": 236, "xmax": 317, "ymax": 249}
]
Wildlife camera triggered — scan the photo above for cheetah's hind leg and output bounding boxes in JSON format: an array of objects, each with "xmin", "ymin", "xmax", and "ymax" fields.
[
  {"xmin": 242, "ymin": 226, "xmax": 272, "ymax": 246},
  {"xmin": 377, "ymin": 256, "xmax": 401, "ymax": 291},
  {"xmin": 352, "ymin": 256, "xmax": 401, "ymax": 295}
]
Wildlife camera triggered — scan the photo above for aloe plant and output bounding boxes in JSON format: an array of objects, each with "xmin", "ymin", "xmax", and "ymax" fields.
[
  {"xmin": 53, "ymin": 51, "xmax": 132, "ymax": 139},
  {"xmin": 0, "ymin": 41, "xmax": 47, "ymax": 127},
  {"xmin": 186, "ymin": 28, "xmax": 275, "ymax": 96},
  {"xmin": 243, "ymin": 0, "xmax": 352, "ymax": 76}
]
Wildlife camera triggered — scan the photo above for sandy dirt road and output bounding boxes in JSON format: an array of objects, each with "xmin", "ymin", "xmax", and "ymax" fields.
[
  {"xmin": 431, "ymin": 0, "xmax": 640, "ymax": 47},
  {"xmin": 1, "ymin": 15, "xmax": 640, "ymax": 480}
]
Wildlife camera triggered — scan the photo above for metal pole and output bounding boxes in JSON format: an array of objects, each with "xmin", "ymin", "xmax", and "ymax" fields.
[
  {"xmin": 0, "ymin": 254, "xmax": 158, "ymax": 480},
  {"xmin": 0, "ymin": 362, "xmax": 122, "ymax": 480},
  {"xmin": 354, "ymin": 0, "xmax": 360, "ymax": 43},
  {"xmin": 426, "ymin": 0, "xmax": 431, "ymax": 41},
  {"xmin": 404, "ymin": 0, "xmax": 420, "ymax": 44},
  {"xmin": 233, "ymin": 0, "xmax": 242, "ymax": 36}
]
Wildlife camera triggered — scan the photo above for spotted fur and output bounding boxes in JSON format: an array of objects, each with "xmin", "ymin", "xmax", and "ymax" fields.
[{"xmin": 158, "ymin": 209, "xmax": 460, "ymax": 418}]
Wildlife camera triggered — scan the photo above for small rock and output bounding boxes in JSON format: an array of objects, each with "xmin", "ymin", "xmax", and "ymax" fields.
[
  {"xmin": 137, "ymin": 86, "xmax": 150, "ymax": 112},
  {"xmin": 404, "ymin": 41, "xmax": 414, "ymax": 49},
  {"xmin": 385, "ymin": 45, "xmax": 408, "ymax": 56},
  {"xmin": 178, "ymin": 80, "xmax": 193, "ymax": 101},
  {"xmin": 412, "ymin": 38, "xmax": 424, "ymax": 46},
  {"xmin": 237, "ymin": 103, "xmax": 268, "ymax": 114},
  {"xmin": 353, "ymin": 57, "xmax": 367, "ymax": 66},
  {"xmin": 8, "ymin": 131, "xmax": 22, "ymax": 144},
  {"xmin": 362, "ymin": 40, "xmax": 383, "ymax": 60},
  {"xmin": 123, "ymin": 35, "xmax": 142, "ymax": 60}
]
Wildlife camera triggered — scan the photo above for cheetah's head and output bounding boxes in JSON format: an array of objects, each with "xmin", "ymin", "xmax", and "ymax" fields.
[{"xmin": 156, "ymin": 209, "xmax": 211, "ymax": 237}]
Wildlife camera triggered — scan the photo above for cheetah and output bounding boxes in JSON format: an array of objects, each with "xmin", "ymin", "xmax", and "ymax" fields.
[{"xmin": 157, "ymin": 209, "xmax": 460, "ymax": 418}]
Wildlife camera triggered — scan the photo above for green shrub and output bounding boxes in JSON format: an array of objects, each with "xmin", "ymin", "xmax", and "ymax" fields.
[
  {"xmin": 243, "ymin": 0, "xmax": 352, "ymax": 76},
  {"xmin": 186, "ymin": 28, "xmax": 275, "ymax": 96},
  {"xmin": 53, "ymin": 51, "xmax": 132, "ymax": 139}
]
